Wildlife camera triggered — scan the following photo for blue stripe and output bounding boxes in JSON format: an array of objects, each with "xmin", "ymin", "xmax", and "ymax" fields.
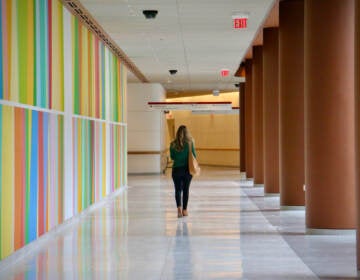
[
  {"xmin": 29, "ymin": 111, "xmax": 39, "ymax": 241},
  {"xmin": 43, "ymin": 112, "xmax": 48, "ymax": 227}
]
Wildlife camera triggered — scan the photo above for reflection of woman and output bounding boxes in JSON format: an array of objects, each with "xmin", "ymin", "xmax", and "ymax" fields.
[{"xmin": 170, "ymin": 125, "xmax": 197, "ymax": 218}]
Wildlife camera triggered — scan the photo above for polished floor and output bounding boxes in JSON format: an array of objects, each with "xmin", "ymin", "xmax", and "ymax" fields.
[{"xmin": 0, "ymin": 167, "xmax": 358, "ymax": 279}]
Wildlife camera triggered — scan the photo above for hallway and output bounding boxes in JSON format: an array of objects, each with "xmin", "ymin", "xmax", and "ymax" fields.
[{"xmin": 0, "ymin": 167, "xmax": 357, "ymax": 279}]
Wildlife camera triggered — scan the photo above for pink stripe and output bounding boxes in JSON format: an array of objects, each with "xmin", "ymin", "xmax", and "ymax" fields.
[
  {"xmin": 96, "ymin": 124, "xmax": 99, "ymax": 201},
  {"xmin": 110, "ymin": 126, "xmax": 114, "ymax": 192}
]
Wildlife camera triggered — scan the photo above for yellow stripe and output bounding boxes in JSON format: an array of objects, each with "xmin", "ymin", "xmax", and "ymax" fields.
[
  {"xmin": 1, "ymin": 106, "xmax": 14, "ymax": 258},
  {"xmin": 4, "ymin": 1, "xmax": 13, "ymax": 99},
  {"xmin": 10, "ymin": 1, "xmax": 18, "ymax": 102},
  {"xmin": 52, "ymin": 1, "xmax": 64, "ymax": 111},
  {"xmin": 123, "ymin": 67, "xmax": 127, "ymax": 123}
]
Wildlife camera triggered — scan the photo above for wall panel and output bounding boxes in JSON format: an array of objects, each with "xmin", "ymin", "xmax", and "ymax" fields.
[
  {"xmin": 0, "ymin": 105, "xmax": 64, "ymax": 258},
  {"xmin": 0, "ymin": 0, "xmax": 127, "ymax": 260}
]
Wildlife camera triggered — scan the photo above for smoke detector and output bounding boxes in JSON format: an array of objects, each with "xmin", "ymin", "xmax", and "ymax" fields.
[{"xmin": 143, "ymin": 10, "xmax": 158, "ymax": 19}]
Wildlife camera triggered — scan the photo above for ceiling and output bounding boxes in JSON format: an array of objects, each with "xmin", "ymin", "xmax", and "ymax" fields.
[{"xmin": 79, "ymin": 0, "xmax": 275, "ymax": 94}]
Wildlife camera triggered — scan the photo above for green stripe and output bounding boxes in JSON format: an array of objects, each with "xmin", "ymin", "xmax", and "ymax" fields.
[
  {"xmin": 18, "ymin": 0, "xmax": 30, "ymax": 103},
  {"xmin": 121, "ymin": 64, "xmax": 124, "ymax": 122}
]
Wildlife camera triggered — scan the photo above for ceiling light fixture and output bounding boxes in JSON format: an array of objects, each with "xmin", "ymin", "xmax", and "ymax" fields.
[{"xmin": 213, "ymin": 89, "xmax": 220, "ymax": 96}]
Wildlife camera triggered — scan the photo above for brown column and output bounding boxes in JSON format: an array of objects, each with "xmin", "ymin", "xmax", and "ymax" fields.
[
  {"xmin": 355, "ymin": 0, "xmax": 360, "ymax": 269},
  {"xmin": 245, "ymin": 59, "xmax": 253, "ymax": 179},
  {"xmin": 279, "ymin": 0, "xmax": 305, "ymax": 208},
  {"xmin": 239, "ymin": 82, "xmax": 246, "ymax": 173},
  {"xmin": 252, "ymin": 46, "xmax": 264, "ymax": 185},
  {"xmin": 305, "ymin": 0, "xmax": 355, "ymax": 230},
  {"xmin": 263, "ymin": 27, "xmax": 279, "ymax": 195}
]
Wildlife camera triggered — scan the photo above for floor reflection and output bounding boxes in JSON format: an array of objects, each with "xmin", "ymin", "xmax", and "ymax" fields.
[{"xmin": 173, "ymin": 221, "xmax": 193, "ymax": 279}]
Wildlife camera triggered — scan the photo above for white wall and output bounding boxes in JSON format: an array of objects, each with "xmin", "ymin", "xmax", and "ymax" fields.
[{"xmin": 127, "ymin": 83, "xmax": 166, "ymax": 174}]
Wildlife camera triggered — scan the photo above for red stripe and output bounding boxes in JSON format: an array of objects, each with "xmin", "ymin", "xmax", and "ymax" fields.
[
  {"xmin": 95, "ymin": 38, "xmax": 100, "ymax": 118},
  {"xmin": 14, "ymin": 108, "xmax": 25, "ymax": 249},
  {"xmin": 38, "ymin": 113, "xmax": 44, "ymax": 236}
]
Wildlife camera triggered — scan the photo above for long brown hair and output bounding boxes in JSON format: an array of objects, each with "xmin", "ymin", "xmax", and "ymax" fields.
[{"xmin": 171, "ymin": 125, "xmax": 192, "ymax": 151}]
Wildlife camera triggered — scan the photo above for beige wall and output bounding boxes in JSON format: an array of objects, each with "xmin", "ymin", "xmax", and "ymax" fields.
[
  {"xmin": 166, "ymin": 92, "xmax": 240, "ymax": 167},
  {"xmin": 128, "ymin": 83, "xmax": 167, "ymax": 174}
]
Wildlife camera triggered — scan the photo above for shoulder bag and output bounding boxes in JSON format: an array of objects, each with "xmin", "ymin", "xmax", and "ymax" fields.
[{"xmin": 188, "ymin": 141, "xmax": 200, "ymax": 176}]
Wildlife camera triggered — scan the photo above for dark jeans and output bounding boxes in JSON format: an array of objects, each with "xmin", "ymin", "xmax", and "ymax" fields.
[{"xmin": 172, "ymin": 166, "xmax": 192, "ymax": 210}]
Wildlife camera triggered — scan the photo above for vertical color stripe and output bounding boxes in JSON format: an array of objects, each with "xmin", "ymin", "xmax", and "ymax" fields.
[
  {"xmin": 0, "ymin": 0, "xmax": 3, "ymax": 99},
  {"xmin": 38, "ymin": 112, "xmax": 44, "ymax": 236},
  {"xmin": 43, "ymin": 112, "xmax": 48, "ymax": 232},
  {"xmin": 0, "ymin": 105, "xmax": 2, "ymax": 255},
  {"xmin": 29, "ymin": 110, "xmax": 38, "ymax": 242},
  {"xmin": 14, "ymin": 108, "xmax": 25, "ymax": 249},
  {"xmin": 48, "ymin": 0, "xmax": 52, "ymax": 109},
  {"xmin": 1, "ymin": 106, "xmax": 14, "ymax": 258}
]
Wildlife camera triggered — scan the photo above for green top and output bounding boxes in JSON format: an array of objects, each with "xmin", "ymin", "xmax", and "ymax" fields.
[{"xmin": 170, "ymin": 141, "xmax": 197, "ymax": 168}]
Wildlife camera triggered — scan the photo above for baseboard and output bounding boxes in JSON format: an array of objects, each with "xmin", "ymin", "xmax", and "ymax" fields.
[
  {"xmin": 265, "ymin": 193, "xmax": 280, "ymax": 197},
  {"xmin": 128, "ymin": 172, "xmax": 162, "ymax": 175},
  {"xmin": 280, "ymin": 205, "xmax": 305, "ymax": 210},
  {"xmin": 306, "ymin": 228, "xmax": 356, "ymax": 235}
]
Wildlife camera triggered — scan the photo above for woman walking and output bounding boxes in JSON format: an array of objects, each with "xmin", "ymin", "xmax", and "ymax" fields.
[{"xmin": 170, "ymin": 125, "xmax": 197, "ymax": 218}]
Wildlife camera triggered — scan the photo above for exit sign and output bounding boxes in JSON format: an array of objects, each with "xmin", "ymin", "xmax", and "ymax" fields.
[{"xmin": 233, "ymin": 18, "xmax": 247, "ymax": 29}]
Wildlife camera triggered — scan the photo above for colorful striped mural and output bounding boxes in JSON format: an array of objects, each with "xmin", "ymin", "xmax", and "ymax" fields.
[
  {"xmin": 72, "ymin": 17, "xmax": 126, "ymax": 122},
  {"xmin": 0, "ymin": 0, "xmax": 127, "ymax": 260},
  {"xmin": 72, "ymin": 119, "xmax": 124, "ymax": 214},
  {"xmin": 0, "ymin": 105, "xmax": 64, "ymax": 259},
  {"xmin": 1, "ymin": 0, "xmax": 64, "ymax": 110}
]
